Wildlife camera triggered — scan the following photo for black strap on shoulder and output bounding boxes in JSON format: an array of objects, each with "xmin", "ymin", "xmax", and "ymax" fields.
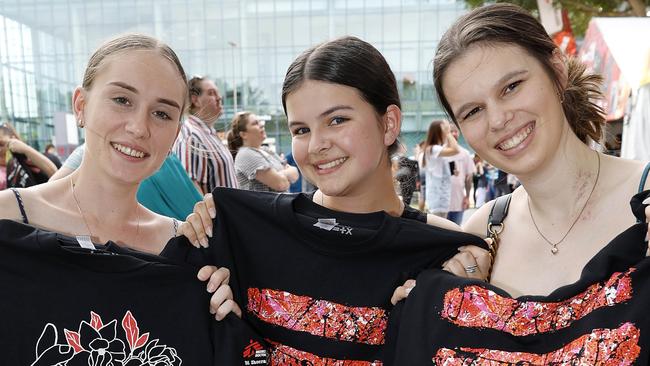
[
  {"xmin": 9, "ymin": 188, "xmax": 29, "ymax": 224},
  {"xmin": 401, "ymin": 205, "xmax": 428, "ymax": 223},
  {"xmin": 638, "ymin": 162, "xmax": 650, "ymax": 193},
  {"xmin": 487, "ymin": 193, "xmax": 512, "ymax": 237}
]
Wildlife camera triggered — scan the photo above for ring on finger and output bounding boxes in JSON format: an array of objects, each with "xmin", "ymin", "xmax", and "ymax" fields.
[{"xmin": 464, "ymin": 264, "xmax": 478, "ymax": 274}]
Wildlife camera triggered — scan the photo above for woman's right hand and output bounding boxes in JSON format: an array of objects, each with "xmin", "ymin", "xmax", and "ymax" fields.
[
  {"xmin": 197, "ymin": 265, "xmax": 242, "ymax": 320},
  {"xmin": 178, "ymin": 193, "xmax": 216, "ymax": 248}
]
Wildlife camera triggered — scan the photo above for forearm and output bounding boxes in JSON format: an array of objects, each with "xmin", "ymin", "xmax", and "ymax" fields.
[{"xmin": 20, "ymin": 144, "xmax": 58, "ymax": 177}]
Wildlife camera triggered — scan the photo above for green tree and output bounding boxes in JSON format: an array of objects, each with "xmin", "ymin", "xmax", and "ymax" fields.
[{"xmin": 463, "ymin": 0, "xmax": 648, "ymax": 36}]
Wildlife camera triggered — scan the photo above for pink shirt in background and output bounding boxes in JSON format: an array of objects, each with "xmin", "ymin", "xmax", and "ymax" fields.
[{"xmin": 0, "ymin": 164, "xmax": 6, "ymax": 190}]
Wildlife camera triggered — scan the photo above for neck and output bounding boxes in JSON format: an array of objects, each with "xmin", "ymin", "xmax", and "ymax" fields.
[
  {"xmin": 518, "ymin": 136, "xmax": 600, "ymax": 218},
  {"xmin": 192, "ymin": 112, "xmax": 216, "ymax": 127},
  {"xmin": 68, "ymin": 170, "xmax": 141, "ymax": 230},
  {"xmin": 243, "ymin": 141, "xmax": 261, "ymax": 149},
  {"xmin": 316, "ymin": 161, "xmax": 403, "ymax": 217}
]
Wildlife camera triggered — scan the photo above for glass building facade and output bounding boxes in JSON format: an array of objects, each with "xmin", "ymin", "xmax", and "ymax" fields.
[{"xmin": 0, "ymin": 0, "xmax": 467, "ymax": 154}]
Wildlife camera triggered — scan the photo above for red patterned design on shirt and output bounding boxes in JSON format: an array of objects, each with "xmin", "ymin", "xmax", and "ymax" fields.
[
  {"xmin": 442, "ymin": 269, "xmax": 634, "ymax": 336},
  {"xmin": 433, "ymin": 322, "xmax": 640, "ymax": 365},
  {"xmin": 268, "ymin": 341, "xmax": 382, "ymax": 365},
  {"xmin": 247, "ymin": 288, "xmax": 387, "ymax": 345}
]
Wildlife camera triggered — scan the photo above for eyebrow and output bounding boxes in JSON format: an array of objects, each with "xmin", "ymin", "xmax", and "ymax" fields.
[
  {"xmin": 107, "ymin": 81, "xmax": 180, "ymax": 110},
  {"xmin": 453, "ymin": 69, "xmax": 528, "ymax": 118},
  {"xmin": 288, "ymin": 105, "xmax": 354, "ymax": 127}
]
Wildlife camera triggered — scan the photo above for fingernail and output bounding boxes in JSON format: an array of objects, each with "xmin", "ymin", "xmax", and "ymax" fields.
[
  {"xmin": 458, "ymin": 246, "xmax": 466, "ymax": 251},
  {"xmin": 201, "ymin": 238, "xmax": 209, "ymax": 248},
  {"xmin": 442, "ymin": 261, "xmax": 449, "ymax": 267},
  {"xmin": 207, "ymin": 283, "xmax": 216, "ymax": 292},
  {"xmin": 405, "ymin": 287, "xmax": 413, "ymax": 296},
  {"xmin": 643, "ymin": 197, "xmax": 650, "ymax": 204},
  {"xmin": 209, "ymin": 208, "xmax": 216, "ymax": 219},
  {"xmin": 206, "ymin": 227, "xmax": 213, "ymax": 238}
]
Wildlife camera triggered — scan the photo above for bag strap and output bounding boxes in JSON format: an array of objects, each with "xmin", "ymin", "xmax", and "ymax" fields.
[
  {"xmin": 484, "ymin": 193, "xmax": 512, "ymax": 281},
  {"xmin": 487, "ymin": 193, "xmax": 512, "ymax": 236},
  {"xmin": 638, "ymin": 162, "xmax": 650, "ymax": 194}
]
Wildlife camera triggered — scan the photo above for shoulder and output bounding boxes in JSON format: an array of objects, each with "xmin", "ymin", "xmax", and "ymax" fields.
[
  {"xmin": 462, "ymin": 199, "xmax": 497, "ymax": 237},
  {"xmin": 426, "ymin": 214, "xmax": 461, "ymax": 231},
  {"xmin": 0, "ymin": 189, "xmax": 22, "ymax": 221},
  {"xmin": 602, "ymin": 155, "xmax": 650, "ymax": 193}
]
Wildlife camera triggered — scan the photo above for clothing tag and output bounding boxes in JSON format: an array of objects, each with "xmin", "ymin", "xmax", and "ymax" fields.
[
  {"xmin": 313, "ymin": 218, "xmax": 353, "ymax": 235},
  {"xmin": 314, "ymin": 218, "xmax": 338, "ymax": 231},
  {"xmin": 76, "ymin": 235, "xmax": 96, "ymax": 250}
]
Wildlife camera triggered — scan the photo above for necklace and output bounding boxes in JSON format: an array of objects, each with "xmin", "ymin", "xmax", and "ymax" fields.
[
  {"xmin": 69, "ymin": 176, "xmax": 140, "ymax": 245},
  {"xmin": 527, "ymin": 152, "xmax": 601, "ymax": 255}
]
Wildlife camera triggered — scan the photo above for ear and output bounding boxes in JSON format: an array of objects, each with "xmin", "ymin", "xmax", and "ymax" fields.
[
  {"xmin": 190, "ymin": 93, "xmax": 200, "ymax": 108},
  {"xmin": 383, "ymin": 104, "xmax": 401, "ymax": 147},
  {"xmin": 550, "ymin": 48, "xmax": 568, "ymax": 91},
  {"xmin": 72, "ymin": 87, "xmax": 86, "ymax": 125}
]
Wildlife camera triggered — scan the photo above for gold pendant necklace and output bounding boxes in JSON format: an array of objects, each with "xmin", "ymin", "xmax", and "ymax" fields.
[{"xmin": 527, "ymin": 152, "xmax": 601, "ymax": 255}]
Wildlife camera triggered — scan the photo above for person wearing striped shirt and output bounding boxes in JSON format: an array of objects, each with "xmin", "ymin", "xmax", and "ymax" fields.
[{"xmin": 174, "ymin": 76, "xmax": 237, "ymax": 194}]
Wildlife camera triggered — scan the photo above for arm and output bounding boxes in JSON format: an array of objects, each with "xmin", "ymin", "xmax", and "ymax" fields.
[
  {"xmin": 281, "ymin": 165, "xmax": 299, "ymax": 183},
  {"xmin": 7, "ymin": 139, "xmax": 58, "ymax": 177},
  {"xmin": 438, "ymin": 132, "xmax": 460, "ymax": 157},
  {"xmin": 255, "ymin": 168, "xmax": 291, "ymax": 192}
]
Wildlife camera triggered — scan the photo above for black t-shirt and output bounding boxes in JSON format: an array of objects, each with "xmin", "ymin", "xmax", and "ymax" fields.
[
  {"xmin": 0, "ymin": 220, "xmax": 218, "ymax": 366},
  {"xmin": 390, "ymin": 192, "xmax": 650, "ymax": 365},
  {"xmin": 163, "ymin": 187, "xmax": 485, "ymax": 364},
  {"xmin": 6, "ymin": 152, "xmax": 49, "ymax": 188}
]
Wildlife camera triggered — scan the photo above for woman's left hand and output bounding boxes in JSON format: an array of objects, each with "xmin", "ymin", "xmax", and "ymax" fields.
[{"xmin": 442, "ymin": 242, "xmax": 492, "ymax": 281}]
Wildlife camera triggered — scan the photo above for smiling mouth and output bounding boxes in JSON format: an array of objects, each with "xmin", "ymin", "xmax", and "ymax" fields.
[
  {"xmin": 497, "ymin": 122, "xmax": 534, "ymax": 151},
  {"xmin": 316, "ymin": 157, "xmax": 347, "ymax": 170},
  {"xmin": 111, "ymin": 142, "xmax": 147, "ymax": 158}
]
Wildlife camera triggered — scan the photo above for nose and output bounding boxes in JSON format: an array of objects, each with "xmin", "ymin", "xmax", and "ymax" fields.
[
  {"xmin": 124, "ymin": 108, "xmax": 150, "ymax": 139},
  {"xmin": 307, "ymin": 127, "xmax": 331, "ymax": 155},
  {"xmin": 487, "ymin": 102, "xmax": 514, "ymax": 132}
]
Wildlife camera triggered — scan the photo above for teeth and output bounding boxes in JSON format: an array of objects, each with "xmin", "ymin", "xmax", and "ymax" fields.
[
  {"xmin": 317, "ymin": 157, "xmax": 347, "ymax": 170},
  {"xmin": 498, "ymin": 125, "xmax": 534, "ymax": 151},
  {"xmin": 111, "ymin": 143, "xmax": 145, "ymax": 158}
]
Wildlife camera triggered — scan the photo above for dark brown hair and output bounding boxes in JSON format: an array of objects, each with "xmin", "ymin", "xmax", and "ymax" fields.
[
  {"xmin": 281, "ymin": 36, "xmax": 402, "ymax": 156},
  {"xmin": 227, "ymin": 111, "xmax": 252, "ymax": 158},
  {"xmin": 433, "ymin": 3, "xmax": 605, "ymax": 144}
]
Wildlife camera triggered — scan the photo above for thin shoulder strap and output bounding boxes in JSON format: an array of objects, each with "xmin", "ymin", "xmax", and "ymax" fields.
[
  {"xmin": 638, "ymin": 162, "xmax": 650, "ymax": 193},
  {"xmin": 487, "ymin": 193, "xmax": 512, "ymax": 237},
  {"xmin": 9, "ymin": 188, "xmax": 29, "ymax": 224},
  {"xmin": 172, "ymin": 218, "xmax": 179, "ymax": 237}
]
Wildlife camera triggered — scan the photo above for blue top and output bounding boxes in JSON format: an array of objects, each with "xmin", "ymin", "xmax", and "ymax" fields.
[{"xmin": 137, "ymin": 154, "xmax": 203, "ymax": 220}]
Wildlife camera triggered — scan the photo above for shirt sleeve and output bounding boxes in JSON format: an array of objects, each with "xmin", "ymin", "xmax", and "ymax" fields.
[
  {"xmin": 235, "ymin": 148, "xmax": 273, "ymax": 180},
  {"xmin": 174, "ymin": 133, "xmax": 208, "ymax": 185},
  {"xmin": 428, "ymin": 145, "xmax": 444, "ymax": 158},
  {"xmin": 62, "ymin": 143, "xmax": 85, "ymax": 170}
]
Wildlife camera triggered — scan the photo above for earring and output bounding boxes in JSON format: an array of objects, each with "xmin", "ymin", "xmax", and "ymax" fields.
[
  {"xmin": 558, "ymin": 91, "xmax": 565, "ymax": 104},
  {"xmin": 78, "ymin": 118, "xmax": 84, "ymax": 128}
]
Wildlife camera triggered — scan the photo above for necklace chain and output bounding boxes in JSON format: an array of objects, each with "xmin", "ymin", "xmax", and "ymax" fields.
[
  {"xmin": 527, "ymin": 152, "xmax": 601, "ymax": 255},
  {"xmin": 69, "ymin": 176, "xmax": 140, "ymax": 243}
]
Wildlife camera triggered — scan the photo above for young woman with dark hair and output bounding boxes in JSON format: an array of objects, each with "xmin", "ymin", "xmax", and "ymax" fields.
[{"xmin": 180, "ymin": 36, "xmax": 489, "ymax": 364}]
